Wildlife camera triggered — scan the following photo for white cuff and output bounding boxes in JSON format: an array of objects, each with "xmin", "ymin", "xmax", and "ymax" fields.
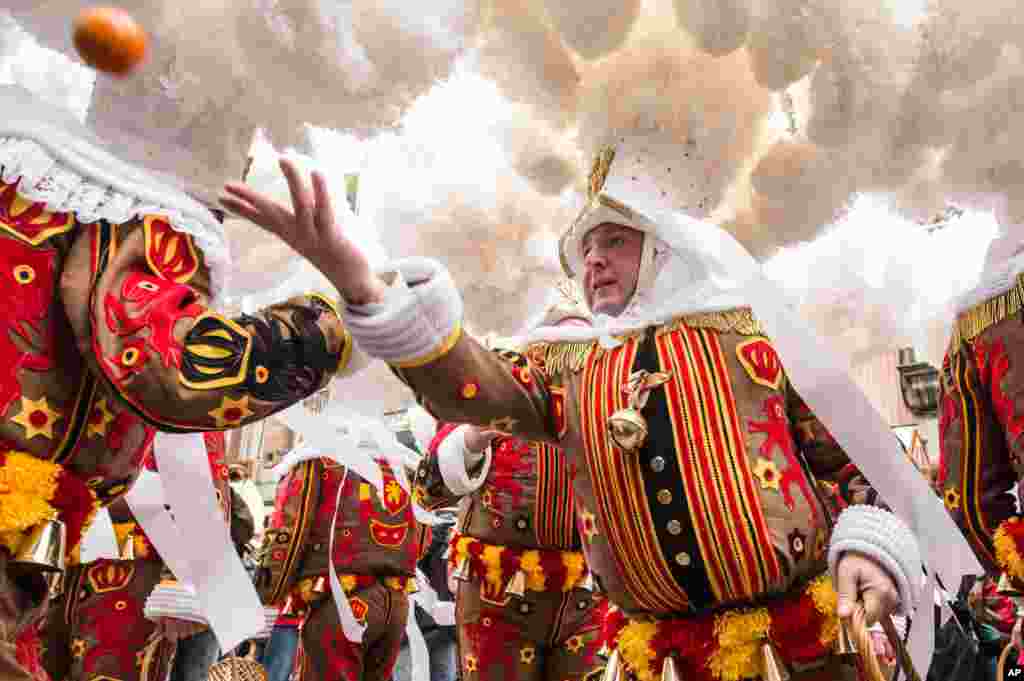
[
  {"xmin": 437, "ymin": 425, "xmax": 492, "ymax": 496},
  {"xmin": 828, "ymin": 506, "xmax": 922, "ymax": 615},
  {"xmin": 143, "ymin": 582, "xmax": 208, "ymax": 625},
  {"xmin": 341, "ymin": 258, "xmax": 463, "ymax": 368}
]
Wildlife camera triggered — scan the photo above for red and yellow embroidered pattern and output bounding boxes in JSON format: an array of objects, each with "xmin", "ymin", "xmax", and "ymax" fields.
[
  {"xmin": 267, "ymin": 460, "xmax": 320, "ymax": 605},
  {"xmin": 534, "ymin": 441, "xmax": 577, "ymax": 549},
  {"xmin": 656, "ymin": 326, "xmax": 783, "ymax": 602},
  {"xmin": 0, "ymin": 179, "xmax": 74, "ymax": 246},
  {"xmin": 735, "ymin": 337, "xmax": 783, "ymax": 390},
  {"xmin": 580, "ymin": 336, "xmax": 691, "ymax": 612},
  {"xmin": 0, "ymin": 237, "xmax": 58, "ymax": 417},
  {"xmin": 369, "ymin": 519, "xmax": 409, "ymax": 548},
  {"xmin": 86, "ymin": 561, "xmax": 136, "ymax": 594},
  {"xmin": 143, "ymin": 215, "xmax": 199, "ymax": 284},
  {"xmin": 550, "ymin": 385, "xmax": 569, "ymax": 439},
  {"xmin": 601, "ymin": 575, "xmax": 838, "ymax": 681}
]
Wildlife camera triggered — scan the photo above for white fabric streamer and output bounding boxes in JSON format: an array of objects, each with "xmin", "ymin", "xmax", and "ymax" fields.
[
  {"xmin": 124, "ymin": 471, "xmax": 198, "ymax": 584},
  {"xmin": 907, "ymin": 571, "xmax": 937, "ymax": 675},
  {"xmin": 326, "ymin": 467, "xmax": 368, "ymax": 643},
  {"xmin": 274, "ymin": 403, "xmax": 384, "ymax": 494},
  {"xmin": 694, "ymin": 225, "xmax": 978, "ymax": 671},
  {"xmin": 78, "ymin": 508, "xmax": 119, "ymax": 563},
  {"xmin": 404, "ymin": 595, "xmax": 430, "ymax": 681},
  {"xmin": 150, "ymin": 433, "xmax": 264, "ymax": 651}
]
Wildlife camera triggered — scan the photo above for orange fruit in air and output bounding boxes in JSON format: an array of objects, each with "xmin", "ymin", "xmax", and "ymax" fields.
[{"xmin": 72, "ymin": 6, "xmax": 147, "ymax": 76}]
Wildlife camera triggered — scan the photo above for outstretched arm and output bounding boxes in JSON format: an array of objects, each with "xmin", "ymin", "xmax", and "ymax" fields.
[
  {"xmin": 61, "ymin": 211, "xmax": 361, "ymax": 432},
  {"xmin": 222, "ymin": 160, "xmax": 562, "ymax": 441}
]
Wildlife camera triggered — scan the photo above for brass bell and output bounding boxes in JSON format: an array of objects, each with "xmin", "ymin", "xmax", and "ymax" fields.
[
  {"xmin": 836, "ymin": 618, "xmax": 857, "ymax": 658},
  {"xmin": 452, "ymin": 556, "xmax": 473, "ymax": 582},
  {"xmin": 660, "ymin": 655, "xmax": 681, "ymax": 681},
  {"xmin": 998, "ymin": 572, "xmax": 1023, "ymax": 596},
  {"xmin": 504, "ymin": 569, "xmax": 528, "ymax": 599},
  {"xmin": 601, "ymin": 649, "xmax": 623, "ymax": 681},
  {"xmin": 579, "ymin": 571, "xmax": 596, "ymax": 592},
  {"xmin": 608, "ymin": 408, "xmax": 649, "ymax": 454},
  {"xmin": 13, "ymin": 518, "xmax": 67, "ymax": 573},
  {"xmin": 120, "ymin": 532, "xmax": 136, "ymax": 561},
  {"xmin": 760, "ymin": 642, "xmax": 790, "ymax": 681}
]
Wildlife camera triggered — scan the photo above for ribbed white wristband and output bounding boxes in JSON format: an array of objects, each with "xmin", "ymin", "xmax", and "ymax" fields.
[{"xmin": 341, "ymin": 258, "xmax": 464, "ymax": 367}]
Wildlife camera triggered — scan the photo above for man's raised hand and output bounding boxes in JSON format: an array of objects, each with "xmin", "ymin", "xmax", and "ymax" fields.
[{"xmin": 221, "ymin": 158, "xmax": 386, "ymax": 305}]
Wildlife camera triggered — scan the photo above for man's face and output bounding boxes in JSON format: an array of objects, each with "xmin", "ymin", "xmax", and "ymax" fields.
[{"xmin": 581, "ymin": 223, "xmax": 644, "ymax": 317}]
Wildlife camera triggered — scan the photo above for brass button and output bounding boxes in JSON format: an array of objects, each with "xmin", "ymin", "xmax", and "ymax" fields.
[
  {"xmin": 657, "ymin": 489, "xmax": 672, "ymax": 505},
  {"xmin": 516, "ymin": 518, "xmax": 528, "ymax": 531},
  {"xmin": 675, "ymin": 552, "xmax": 691, "ymax": 567},
  {"xmin": 666, "ymin": 520, "xmax": 682, "ymax": 535},
  {"xmin": 519, "ymin": 603, "xmax": 531, "ymax": 614},
  {"xmin": 650, "ymin": 457, "xmax": 666, "ymax": 473}
]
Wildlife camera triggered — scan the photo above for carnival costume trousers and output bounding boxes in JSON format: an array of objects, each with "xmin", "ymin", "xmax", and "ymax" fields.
[
  {"xmin": 455, "ymin": 579, "xmax": 604, "ymax": 681},
  {"xmin": 298, "ymin": 583, "xmax": 408, "ymax": 681},
  {"xmin": 41, "ymin": 558, "xmax": 176, "ymax": 681}
]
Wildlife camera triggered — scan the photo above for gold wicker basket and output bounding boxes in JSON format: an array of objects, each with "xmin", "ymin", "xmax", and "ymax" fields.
[{"xmin": 207, "ymin": 653, "xmax": 268, "ymax": 681}]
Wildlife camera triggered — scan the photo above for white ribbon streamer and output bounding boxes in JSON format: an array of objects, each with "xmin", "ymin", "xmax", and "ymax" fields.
[
  {"xmin": 78, "ymin": 508, "xmax": 119, "ymax": 562},
  {"xmin": 404, "ymin": 597, "xmax": 430, "ymax": 681},
  {"xmin": 907, "ymin": 571, "xmax": 937, "ymax": 675},
  {"xmin": 151, "ymin": 432, "xmax": 264, "ymax": 651},
  {"xmin": 124, "ymin": 471, "xmax": 198, "ymax": 583},
  {"xmin": 696, "ymin": 229, "xmax": 982, "ymax": 669}
]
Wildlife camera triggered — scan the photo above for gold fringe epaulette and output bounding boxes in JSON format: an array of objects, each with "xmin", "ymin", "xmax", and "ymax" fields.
[
  {"xmin": 951, "ymin": 272, "xmax": 1024, "ymax": 347},
  {"xmin": 661, "ymin": 308, "xmax": 764, "ymax": 337},
  {"xmin": 527, "ymin": 341, "xmax": 596, "ymax": 376}
]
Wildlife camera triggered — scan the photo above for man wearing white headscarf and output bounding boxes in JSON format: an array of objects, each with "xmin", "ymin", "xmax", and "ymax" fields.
[{"xmin": 224, "ymin": 144, "xmax": 952, "ymax": 680}]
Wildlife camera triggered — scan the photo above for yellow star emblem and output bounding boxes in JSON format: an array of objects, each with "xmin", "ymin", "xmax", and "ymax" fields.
[
  {"xmin": 88, "ymin": 398, "xmax": 115, "ymax": 438},
  {"xmin": 752, "ymin": 458, "xmax": 781, "ymax": 492},
  {"xmin": 566, "ymin": 635, "xmax": 585, "ymax": 654},
  {"xmin": 465, "ymin": 655, "xmax": 478, "ymax": 673},
  {"xmin": 944, "ymin": 488, "xmax": 961, "ymax": 511},
  {"xmin": 12, "ymin": 396, "xmax": 63, "ymax": 440},
  {"xmin": 488, "ymin": 416, "xmax": 517, "ymax": 433},
  {"xmin": 520, "ymin": 646, "xmax": 536, "ymax": 665},
  {"xmin": 579, "ymin": 508, "xmax": 599, "ymax": 542},
  {"xmin": 208, "ymin": 395, "xmax": 253, "ymax": 428}
]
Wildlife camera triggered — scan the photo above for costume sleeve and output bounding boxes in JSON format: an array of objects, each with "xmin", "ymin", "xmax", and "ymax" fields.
[
  {"xmin": 785, "ymin": 380, "xmax": 884, "ymax": 508},
  {"xmin": 341, "ymin": 258, "xmax": 560, "ymax": 444},
  {"xmin": 60, "ymin": 216, "xmax": 361, "ymax": 431},
  {"xmin": 938, "ymin": 341, "xmax": 1019, "ymax": 577},
  {"xmin": 413, "ymin": 423, "xmax": 492, "ymax": 510}
]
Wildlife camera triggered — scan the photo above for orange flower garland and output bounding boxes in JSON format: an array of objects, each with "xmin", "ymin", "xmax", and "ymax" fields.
[
  {"xmin": 994, "ymin": 517, "xmax": 1024, "ymax": 582},
  {"xmin": 0, "ymin": 450, "xmax": 98, "ymax": 556},
  {"xmin": 447, "ymin": 532, "xmax": 588, "ymax": 593}
]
